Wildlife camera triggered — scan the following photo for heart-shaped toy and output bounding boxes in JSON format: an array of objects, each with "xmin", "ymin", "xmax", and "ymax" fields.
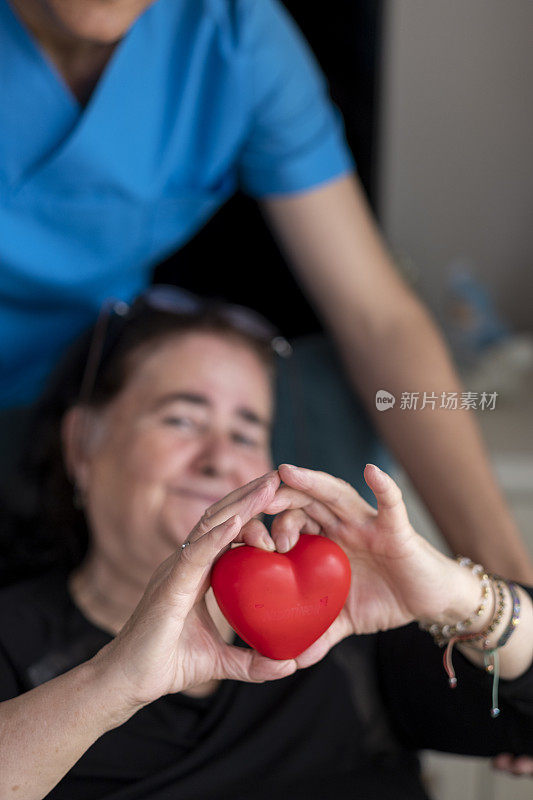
[{"xmin": 210, "ymin": 533, "xmax": 351, "ymax": 659}]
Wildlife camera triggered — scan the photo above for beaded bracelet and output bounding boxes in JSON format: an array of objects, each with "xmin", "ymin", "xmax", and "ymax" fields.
[
  {"xmin": 419, "ymin": 556, "xmax": 491, "ymax": 647},
  {"xmin": 495, "ymin": 580, "xmax": 521, "ymax": 649},
  {"xmin": 461, "ymin": 577, "xmax": 506, "ymax": 648},
  {"xmin": 420, "ymin": 560, "xmax": 522, "ymax": 718}
]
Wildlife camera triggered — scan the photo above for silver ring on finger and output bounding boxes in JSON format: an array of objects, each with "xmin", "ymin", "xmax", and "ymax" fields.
[{"xmin": 181, "ymin": 541, "xmax": 191, "ymax": 549}]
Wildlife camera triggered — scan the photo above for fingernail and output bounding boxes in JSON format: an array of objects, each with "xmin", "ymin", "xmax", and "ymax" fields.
[
  {"xmin": 277, "ymin": 536, "xmax": 290, "ymax": 553},
  {"xmin": 366, "ymin": 463, "xmax": 381, "ymax": 472},
  {"xmin": 280, "ymin": 463, "xmax": 298, "ymax": 471},
  {"xmin": 278, "ymin": 659, "xmax": 297, "ymax": 674},
  {"xmin": 263, "ymin": 535, "xmax": 276, "ymax": 551}
]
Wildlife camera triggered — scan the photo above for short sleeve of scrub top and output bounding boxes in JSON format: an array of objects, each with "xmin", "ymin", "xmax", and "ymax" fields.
[{"xmin": 236, "ymin": 0, "xmax": 355, "ymax": 197}]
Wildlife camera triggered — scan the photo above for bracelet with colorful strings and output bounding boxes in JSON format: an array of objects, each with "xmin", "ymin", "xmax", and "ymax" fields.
[{"xmin": 443, "ymin": 578, "xmax": 521, "ymax": 717}]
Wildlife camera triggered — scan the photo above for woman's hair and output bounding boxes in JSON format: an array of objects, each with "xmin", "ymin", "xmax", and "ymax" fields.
[{"xmin": 0, "ymin": 304, "xmax": 275, "ymax": 586}]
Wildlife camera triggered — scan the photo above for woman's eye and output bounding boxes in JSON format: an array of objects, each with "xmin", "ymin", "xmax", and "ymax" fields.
[
  {"xmin": 232, "ymin": 432, "xmax": 260, "ymax": 448},
  {"xmin": 163, "ymin": 416, "xmax": 197, "ymax": 430}
]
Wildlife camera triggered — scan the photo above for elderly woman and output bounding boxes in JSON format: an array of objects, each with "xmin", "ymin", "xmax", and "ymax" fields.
[{"xmin": 0, "ymin": 289, "xmax": 532, "ymax": 800}]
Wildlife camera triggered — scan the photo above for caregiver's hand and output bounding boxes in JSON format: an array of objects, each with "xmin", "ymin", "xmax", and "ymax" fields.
[
  {"xmin": 261, "ymin": 463, "xmax": 482, "ymax": 667},
  {"xmin": 94, "ymin": 471, "xmax": 297, "ymax": 709}
]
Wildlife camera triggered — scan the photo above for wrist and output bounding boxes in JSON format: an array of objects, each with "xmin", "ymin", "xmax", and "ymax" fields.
[
  {"xmin": 441, "ymin": 563, "xmax": 490, "ymax": 630},
  {"xmin": 419, "ymin": 556, "xmax": 492, "ymax": 641},
  {"xmin": 87, "ymin": 644, "xmax": 147, "ymax": 730},
  {"xmin": 458, "ymin": 578, "xmax": 511, "ymax": 651},
  {"xmin": 420, "ymin": 558, "xmax": 516, "ymax": 652}
]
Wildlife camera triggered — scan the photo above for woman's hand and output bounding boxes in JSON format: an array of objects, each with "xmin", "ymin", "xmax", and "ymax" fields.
[
  {"xmin": 93, "ymin": 471, "xmax": 297, "ymax": 709},
  {"xmin": 255, "ymin": 463, "xmax": 474, "ymax": 667},
  {"xmin": 492, "ymin": 753, "xmax": 533, "ymax": 777}
]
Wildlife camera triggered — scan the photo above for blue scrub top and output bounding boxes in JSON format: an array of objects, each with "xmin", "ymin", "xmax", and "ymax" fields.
[{"xmin": 0, "ymin": 0, "xmax": 355, "ymax": 408}]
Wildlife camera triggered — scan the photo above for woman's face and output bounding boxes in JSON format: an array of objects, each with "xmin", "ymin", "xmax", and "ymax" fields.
[{"xmin": 74, "ymin": 332, "xmax": 273, "ymax": 576}]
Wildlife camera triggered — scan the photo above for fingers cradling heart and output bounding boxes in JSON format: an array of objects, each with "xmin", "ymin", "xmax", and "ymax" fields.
[
  {"xmin": 234, "ymin": 469, "xmax": 340, "ymax": 555},
  {"xmin": 226, "ymin": 464, "xmax": 391, "ymax": 556}
]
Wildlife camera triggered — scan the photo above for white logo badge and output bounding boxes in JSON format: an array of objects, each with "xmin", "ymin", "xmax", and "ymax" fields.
[{"xmin": 375, "ymin": 390, "xmax": 396, "ymax": 411}]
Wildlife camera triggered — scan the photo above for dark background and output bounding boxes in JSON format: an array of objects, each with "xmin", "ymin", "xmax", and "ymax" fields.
[{"xmin": 154, "ymin": 0, "xmax": 384, "ymax": 338}]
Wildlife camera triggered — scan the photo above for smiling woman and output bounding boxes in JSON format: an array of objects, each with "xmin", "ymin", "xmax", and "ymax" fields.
[
  {"xmin": 2, "ymin": 290, "xmax": 277, "ymax": 590},
  {"xmin": 68, "ymin": 331, "xmax": 273, "ymax": 610},
  {"xmin": 0, "ymin": 291, "xmax": 532, "ymax": 800},
  {"xmin": 0, "ymin": 290, "xmax": 282, "ymax": 701}
]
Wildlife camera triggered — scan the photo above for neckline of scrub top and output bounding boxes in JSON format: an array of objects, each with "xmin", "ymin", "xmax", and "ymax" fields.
[
  {"xmin": 2, "ymin": 0, "xmax": 80, "ymax": 113},
  {"xmin": 1, "ymin": 0, "xmax": 147, "ymax": 192},
  {"xmin": 3, "ymin": 0, "xmax": 132, "ymax": 111}
]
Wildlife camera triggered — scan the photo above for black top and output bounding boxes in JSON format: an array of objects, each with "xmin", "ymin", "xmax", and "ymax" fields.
[{"xmin": 1, "ymin": 571, "xmax": 532, "ymax": 800}]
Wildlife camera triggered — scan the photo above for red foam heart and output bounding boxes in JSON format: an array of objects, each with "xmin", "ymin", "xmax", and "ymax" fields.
[{"xmin": 210, "ymin": 533, "xmax": 351, "ymax": 659}]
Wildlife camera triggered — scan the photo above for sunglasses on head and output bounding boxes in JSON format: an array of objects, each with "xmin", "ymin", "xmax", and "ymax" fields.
[{"xmin": 79, "ymin": 285, "xmax": 292, "ymax": 407}]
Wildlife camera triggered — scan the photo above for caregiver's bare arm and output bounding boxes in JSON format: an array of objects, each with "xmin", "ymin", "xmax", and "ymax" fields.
[{"xmin": 261, "ymin": 173, "xmax": 533, "ymax": 584}]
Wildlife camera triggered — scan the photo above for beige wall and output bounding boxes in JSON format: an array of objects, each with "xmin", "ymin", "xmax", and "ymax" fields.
[{"xmin": 378, "ymin": 0, "xmax": 533, "ymax": 329}]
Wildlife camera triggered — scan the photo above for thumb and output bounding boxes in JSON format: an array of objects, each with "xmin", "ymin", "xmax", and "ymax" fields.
[
  {"xmin": 364, "ymin": 464, "xmax": 410, "ymax": 532},
  {"xmin": 217, "ymin": 643, "xmax": 297, "ymax": 684}
]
